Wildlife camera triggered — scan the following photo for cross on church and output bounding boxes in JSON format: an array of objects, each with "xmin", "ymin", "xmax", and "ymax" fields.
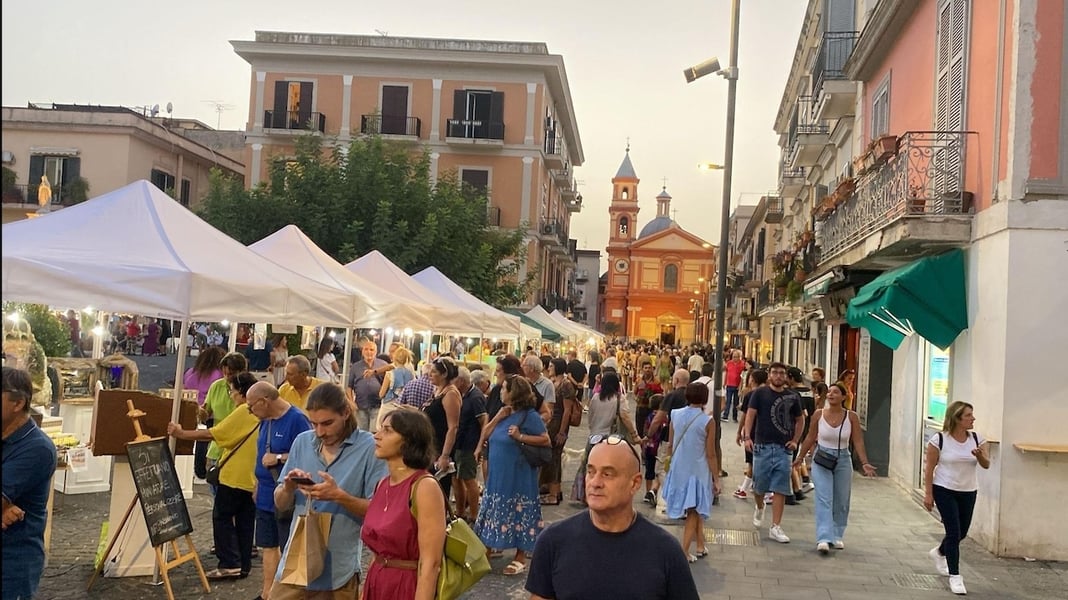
[
  {"xmin": 661, "ymin": 177, "xmax": 668, "ymax": 189},
  {"xmin": 672, "ymin": 207, "xmax": 679, "ymax": 220},
  {"xmin": 626, "ymin": 137, "xmax": 630, "ymax": 152}
]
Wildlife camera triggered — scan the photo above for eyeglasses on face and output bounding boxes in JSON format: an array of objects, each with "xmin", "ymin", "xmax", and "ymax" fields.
[{"xmin": 588, "ymin": 433, "xmax": 641, "ymax": 467}]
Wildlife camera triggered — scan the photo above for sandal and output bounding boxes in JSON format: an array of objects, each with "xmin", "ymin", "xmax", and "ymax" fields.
[
  {"xmin": 695, "ymin": 549, "xmax": 709, "ymax": 558},
  {"xmin": 486, "ymin": 549, "xmax": 504, "ymax": 559},
  {"xmin": 205, "ymin": 568, "xmax": 243, "ymax": 580},
  {"xmin": 539, "ymin": 493, "xmax": 562, "ymax": 506},
  {"xmin": 503, "ymin": 560, "xmax": 527, "ymax": 576}
]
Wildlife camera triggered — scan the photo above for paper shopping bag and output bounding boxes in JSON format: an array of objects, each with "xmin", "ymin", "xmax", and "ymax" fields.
[{"xmin": 280, "ymin": 508, "xmax": 332, "ymax": 586}]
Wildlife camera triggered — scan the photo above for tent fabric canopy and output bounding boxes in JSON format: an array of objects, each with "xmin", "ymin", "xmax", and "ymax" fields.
[
  {"xmin": 549, "ymin": 309, "xmax": 604, "ymax": 342},
  {"xmin": 410, "ymin": 267, "xmax": 525, "ymax": 337},
  {"xmin": 524, "ymin": 305, "xmax": 580, "ymax": 340},
  {"xmin": 504, "ymin": 308, "xmax": 560, "ymax": 341},
  {"xmin": 846, "ymin": 249, "xmax": 968, "ymax": 350},
  {"xmin": 248, "ymin": 225, "xmax": 440, "ymax": 330},
  {"xmin": 345, "ymin": 251, "xmax": 508, "ymax": 337},
  {"xmin": 1, "ymin": 180, "xmax": 355, "ymax": 324}
]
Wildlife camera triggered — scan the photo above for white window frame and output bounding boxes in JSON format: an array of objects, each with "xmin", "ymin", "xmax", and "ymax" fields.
[{"xmin": 871, "ymin": 74, "xmax": 891, "ymax": 138}]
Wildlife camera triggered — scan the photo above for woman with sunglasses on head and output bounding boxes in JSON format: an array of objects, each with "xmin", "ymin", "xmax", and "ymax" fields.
[
  {"xmin": 793, "ymin": 383, "xmax": 877, "ymax": 555},
  {"xmin": 924, "ymin": 401, "xmax": 990, "ymax": 595},
  {"xmin": 661, "ymin": 382, "xmax": 721, "ymax": 562},
  {"xmin": 472, "ymin": 374, "xmax": 550, "ymax": 577}
]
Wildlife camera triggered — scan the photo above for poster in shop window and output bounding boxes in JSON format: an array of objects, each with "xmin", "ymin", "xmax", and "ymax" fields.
[{"xmin": 926, "ymin": 345, "xmax": 950, "ymax": 423}]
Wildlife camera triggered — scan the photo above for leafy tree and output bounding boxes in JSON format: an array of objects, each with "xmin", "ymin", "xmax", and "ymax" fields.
[
  {"xmin": 198, "ymin": 134, "xmax": 536, "ymax": 307},
  {"xmin": 2, "ymin": 302, "xmax": 72, "ymax": 357}
]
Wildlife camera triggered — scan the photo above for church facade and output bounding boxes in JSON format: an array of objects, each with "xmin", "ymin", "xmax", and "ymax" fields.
[{"xmin": 600, "ymin": 150, "xmax": 716, "ymax": 345}]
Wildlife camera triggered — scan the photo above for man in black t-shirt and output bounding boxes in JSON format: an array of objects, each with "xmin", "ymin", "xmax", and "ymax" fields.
[
  {"xmin": 525, "ymin": 439, "xmax": 699, "ymax": 600},
  {"xmin": 564, "ymin": 350, "xmax": 588, "ymax": 402},
  {"xmin": 787, "ymin": 367, "xmax": 816, "ymax": 500},
  {"xmin": 453, "ymin": 367, "xmax": 487, "ymax": 521},
  {"xmin": 742, "ymin": 362, "xmax": 804, "ymax": 544}
]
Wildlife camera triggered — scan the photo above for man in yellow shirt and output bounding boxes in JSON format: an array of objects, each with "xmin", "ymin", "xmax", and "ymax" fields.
[
  {"xmin": 168, "ymin": 372, "xmax": 260, "ymax": 579},
  {"xmin": 278, "ymin": 355, "xmax": 324, "ymax": 412}
]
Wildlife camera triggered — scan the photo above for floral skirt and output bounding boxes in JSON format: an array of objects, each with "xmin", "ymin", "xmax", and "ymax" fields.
[{"xmin": 474, "ymin": 490, "xmax": 543, "ymax": 552}]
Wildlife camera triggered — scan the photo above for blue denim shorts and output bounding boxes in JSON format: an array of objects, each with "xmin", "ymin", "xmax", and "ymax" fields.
[
  {"xmin": 254, "ymin": 508, "xmax": 291, "ymax": 549},
  {"xmin": 751, "ymin": 444, "xmax": 793, "ymax": 496}
]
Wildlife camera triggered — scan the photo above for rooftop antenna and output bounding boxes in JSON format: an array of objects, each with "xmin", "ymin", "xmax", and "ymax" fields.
[
  {"xmin": 374, "ymin": 29, "xmax": 389, "ymax": 36},
  {"xmin": 150, "ymin": 104, "xmax": 160, "ymax": 117},
  {"xmin": 201, "ymin": 100, "xmax": 235, "ymax": 129}
]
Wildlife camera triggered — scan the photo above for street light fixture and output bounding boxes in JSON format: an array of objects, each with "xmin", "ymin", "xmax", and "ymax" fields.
[
  {"xmin": 698, "ymin": 163, "xmax": 725, "ymax": 171},
  {"xmin": 685, "ymin": 0, "xmax": 741, "ymax": 404}
]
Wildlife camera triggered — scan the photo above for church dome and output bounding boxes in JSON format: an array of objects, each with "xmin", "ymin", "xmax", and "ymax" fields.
[{"xmin": 638, "ymin": 216, "xmax": 675, "ymax": 238}]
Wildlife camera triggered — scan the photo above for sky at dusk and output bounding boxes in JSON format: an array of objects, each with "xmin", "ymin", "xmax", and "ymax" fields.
[{"xmin": 2, "ymin": 0, "xmax": 807, "ymax": 269}]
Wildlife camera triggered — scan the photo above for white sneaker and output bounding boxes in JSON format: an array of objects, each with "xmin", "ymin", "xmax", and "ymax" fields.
[
  {"xmin": 817, "ymin": 542, "xmax": 830, "ymax": 554},
  {"xmin": 769, "ymin": 524, "xmax": 790, "ymax": 543},
  {"xmin": 929, "ymin": 546, "xmax": 950, "ymax": 576},
  {"xmin": 752, "ymin": 506, "xmax": 765, "ymax": 527},
  {"xmin": 801, "ymin": 482, "xmax": 815, "ymax": 493},
  {"xmin": 764, "ymin": 492, "xmax": 774, "ymax": 503},
  {"xmin": 948, "ymin": 574, "xmax": 967, "ymax": 595},
  {"xmin": 833, "ymin": 540, "xmax": 845, "ymax": 550}
]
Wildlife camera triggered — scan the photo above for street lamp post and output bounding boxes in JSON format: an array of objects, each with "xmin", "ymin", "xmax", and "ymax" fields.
[{"xmin": 685, "ymin": 0, "xmax": 741, "ymax": 402}]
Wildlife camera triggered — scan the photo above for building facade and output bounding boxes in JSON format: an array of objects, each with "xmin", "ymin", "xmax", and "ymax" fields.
[
  {"xmin": 232, "ymin": 32, "xmax": 584, "ymax": 308},
  {"xmin": 764, "ymin": 0, "xmax": 1068, "ymax": 560},
  {"xmin": 572, "ymin": 249, "xmax": 600, "ymax": 327},
  {"xmin": 1, "ymin": 104, "xmax": 244, "ymax": 223},
  {"xmin": 601, "ymin": 151, "xmax": 716, "ymax": 345}
]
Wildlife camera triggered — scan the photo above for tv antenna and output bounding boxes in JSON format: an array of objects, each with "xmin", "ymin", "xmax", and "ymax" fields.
[
  {"xmin": 374, "ymin": 29, "xmax": 389, "ymax": 36},
  {"xmin": 201, "ymin": 100, "xmax": 235, "ymax": 129}
]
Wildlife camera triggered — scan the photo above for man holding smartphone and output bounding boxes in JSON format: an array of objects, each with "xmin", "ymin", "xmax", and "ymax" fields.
[{"xmin": 273, "ymin": 383, "xmax": 386, "ymax": 600}]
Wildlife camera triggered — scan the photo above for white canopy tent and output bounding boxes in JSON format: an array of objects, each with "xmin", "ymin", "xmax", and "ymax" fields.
[
  {"xmin": 1, "ymin": 181, "xmax": 356, "ymax": 325},
  {"xmin": 525, "ymin": 305, "xmax": 581, "ymax": 341},
  {"xmin": 411, "ymin": 266, "xmax": 537, "ymax": 340},
  {"xmin": 550, "ymin": 309, "xmax": 605, "ymax": 343},
  {"xmin": 249, "ymin": 225, "xmax": 440, "ymax": 331},
  {"xmin": 345, "ymin": 251, "xmax": 503, "ymax": 336}
]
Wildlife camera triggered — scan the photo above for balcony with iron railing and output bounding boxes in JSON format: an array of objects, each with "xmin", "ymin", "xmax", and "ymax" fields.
[
  {"xmin": 764, "ymin": 195, "xmax": 784, "ymax": 224},
  {"xmin": 360, "ymin": 114, "xmax": 421, "ymax": 138},
  {"xmin": 542, "ymin": 130, "xmax": 567, "ymax": 169},
  {"xmin": 812, "ymin": 31, "xmax": 859, "ymax": 120},
  {"xmin": 788, "ymin": 96, "xmax": 830, "ymax": 168},
  {"xmin": 263, "ymin": 110, "xmax": 326, "ymax": 133},
  {"xmin": 2, "ymin": 183, "xmax": 85, "ymax": 207},
  {"xmin": 445, "ymin": 119, "xmax": 505, "ymax": 143},
  {"xmin": 816, "ymin": 131, "xmax": 975, "ymax": 267},
  {"xmin": 538, "ymin": 290, "xmax": 573, "ymax": 314},
  {"xmin": 539, "ymin": 218, "xmax": 569, "ymax": 249},
  {"xmin": 779, "ymin": 165, "xmax": 807, "ymax": 197}
]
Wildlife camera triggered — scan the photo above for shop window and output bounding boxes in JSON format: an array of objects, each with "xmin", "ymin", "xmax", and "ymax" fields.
[{"xmin": 923, "ymin": 342, "xmax": 951, "ymax": 424}]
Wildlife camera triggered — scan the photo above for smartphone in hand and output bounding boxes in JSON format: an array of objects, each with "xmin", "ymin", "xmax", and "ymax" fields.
[{"xmin": 289, "ymin": 476, "xmax": 316, "ymax": 486}]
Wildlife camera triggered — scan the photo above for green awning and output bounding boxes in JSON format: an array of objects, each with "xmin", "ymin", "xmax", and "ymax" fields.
[
  {"xmin": 504, "ymin": 309, "xmax": 561, "ymax": 341},
  {"xmin": 846, "ymin": 249, "xmax": 967, "ymax": 350}
]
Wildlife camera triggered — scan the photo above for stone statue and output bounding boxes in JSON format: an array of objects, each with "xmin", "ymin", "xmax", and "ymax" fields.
[{"xmin": 37, "ymin": 175, "xmax": 52, "ymax": 207}]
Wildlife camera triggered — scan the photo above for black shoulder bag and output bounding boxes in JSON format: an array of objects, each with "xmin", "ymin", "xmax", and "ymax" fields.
[
  {"xmin": 515, "ymin": 410, "xmax": 552, "ymax": 468},
  {"xmin": 206, "ymin": 424, "xmax": 258, "ymax": 486},
  {"xmin": 812, "ymin": 411, "xmax": 845, "ymax": 470}
]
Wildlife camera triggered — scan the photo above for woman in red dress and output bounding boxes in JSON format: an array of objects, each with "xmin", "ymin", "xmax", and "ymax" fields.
[{"xmin": 361, "ymin": 410, "xmax": 446, "ymax": 600}]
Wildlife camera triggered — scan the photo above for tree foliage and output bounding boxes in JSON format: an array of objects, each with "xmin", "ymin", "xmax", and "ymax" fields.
[
  {"xmin": 2, "ymin": 302, "xmax": 72, "ymax": 357},
  {"xmin": 198, "ymin": 135, "xmax": 535, "ymax": 308}
]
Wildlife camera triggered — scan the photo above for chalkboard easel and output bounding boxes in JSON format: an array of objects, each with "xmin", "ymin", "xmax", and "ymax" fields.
[{"xmin": 87, "ymin": 401, "xmax": 209, "ymax": 600}]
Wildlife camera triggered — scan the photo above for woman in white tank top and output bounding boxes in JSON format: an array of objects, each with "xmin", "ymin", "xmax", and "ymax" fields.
[{"xmin": 794, "ymin": 383, "xmax": 877, "ymax": 555}]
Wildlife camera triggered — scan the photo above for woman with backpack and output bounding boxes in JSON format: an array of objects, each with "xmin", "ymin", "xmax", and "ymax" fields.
[{"xmin": 923, "ymin": 401, "xmax": 990, "ymax": 595}]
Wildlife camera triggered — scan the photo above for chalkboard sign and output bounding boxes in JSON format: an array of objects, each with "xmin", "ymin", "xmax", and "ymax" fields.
[{"xmin": 126, "ymin": 437, "xmax": 194, "ymax": 547}]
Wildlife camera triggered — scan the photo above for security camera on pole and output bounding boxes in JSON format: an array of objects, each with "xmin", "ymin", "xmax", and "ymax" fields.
[{"xmin": 684, "ymin": 0, "xmax": 741, "ymax": 402}]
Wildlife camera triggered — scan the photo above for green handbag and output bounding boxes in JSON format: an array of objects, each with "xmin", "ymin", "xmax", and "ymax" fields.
[{"xmin": 410, "ymin": 475, "xmax": 490, "ymax": 599}]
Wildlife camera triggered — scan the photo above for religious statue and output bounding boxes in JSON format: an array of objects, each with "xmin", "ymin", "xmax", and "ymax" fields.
[{"xmin": 37, "ymin": 175, "xmax": 52, "ymax": 207}]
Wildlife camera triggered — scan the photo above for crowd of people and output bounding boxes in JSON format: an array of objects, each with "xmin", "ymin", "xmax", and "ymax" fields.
[{"xmin": 0, "ymin": 336, "xmax": 992, "ymax": 599}]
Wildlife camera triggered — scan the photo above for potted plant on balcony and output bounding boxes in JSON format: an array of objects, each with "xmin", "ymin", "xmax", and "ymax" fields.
[
  {"xmin": 871, "ymin": 134, "xmax": 898, "ymax": 163},
  {"xmin": 813, "ymin": 195, "xmax": 836, "ymax": 221},
  {"xmin": 834, "ymin": 176, "xmax": 856, "ymax": 199}
]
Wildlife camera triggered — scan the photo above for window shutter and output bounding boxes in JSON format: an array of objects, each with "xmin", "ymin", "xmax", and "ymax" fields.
[
  {"xmin": 452, "ymin": 90, "xmax": 466, "ymax": 120},
  {"xmin": 489, "ymin": 92, "xmax": 504, "ymax": 138},
  {"xmin": 298, "ymin": 82, "xmax": 313, "ymax": 125},
  {"xmin": 62, "ymin": 157, "xmax": 80, "ymax": 186},
  {"xmin": 272, "ymin": 81, "xmax": 288, "ymax": 126},
  {"xmin": 28, "ymin": 155, "xmax": 45, "ymax": 187}
]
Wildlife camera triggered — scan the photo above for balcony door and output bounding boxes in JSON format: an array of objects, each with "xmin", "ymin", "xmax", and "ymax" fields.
[
  {"xmin": 381, "ymin": 85, "xmax": 409, "ymax": 135},
  {"xmin": 452, "ymin": 90, "xmax": 503, "ymax": 139},
  {"xmin": 273, "ymin": 81, "xmax": 313, "ymax": 129}
]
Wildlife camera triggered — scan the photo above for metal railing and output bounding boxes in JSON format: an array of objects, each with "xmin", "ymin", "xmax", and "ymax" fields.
[
  {"xmin": 538, "ymin": 291, "xmax": 573, "ymax": 313},
  {"xmin": 817, "ymin": 131, "xmax": 973, "ymax": 262},
  {"xmin": 811, "ymin": 31, "xmax": 859, "ymax": 103},
  {"xmin": 263, "ymin": 110, "xmax": 326, "ymax": 132},
  {"xmin": 794, "ymin": 96, "xmax": 828, "ymax": 135},
  {"xmin": 360, "ymin": 114, "xmax": 421, "ymax": 137},
  {"xmin": 2, "ymin": 183, "xmax": 72, "ymax": 205},
  {"xmin": 445, "ymin": 119, "xmax": 505, "ymax": 140},
  {"xmin": 764, "ymin": 196, "xmax": 784, "ymax": 223},
  {"xmin": 544, "ymin": 131, "xmax": 566, "ymax": 157},
  {"xmin": 539, "ymin": 218, "xmax": 568, "ymax": 247}
]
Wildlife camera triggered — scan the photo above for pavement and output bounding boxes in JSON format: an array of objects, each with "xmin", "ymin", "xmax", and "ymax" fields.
[{"xmin": 35, "ymin": 354, "xmax": 1068, "ymax": 599}]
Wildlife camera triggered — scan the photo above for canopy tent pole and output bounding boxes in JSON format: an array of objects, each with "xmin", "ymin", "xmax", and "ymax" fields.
[
  {"xmin": 871, "ymin": 309, "xmax": 914, "ymax": 336},
  {"xmin": 91, "ymin": 312, "xmax": 107, "ymax": 359},
  {"xmin": 169, "ymin": 320, "xmax": 189, "ymax": 453},
  {"xmin": 341, "ymin": 327, "xmax": 352, "ymax": 388},
  {"xmin": 228, "ymin": 322, "xmax": 238, "ymax": 353}
]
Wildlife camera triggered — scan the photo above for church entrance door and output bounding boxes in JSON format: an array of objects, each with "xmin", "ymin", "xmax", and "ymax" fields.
[{"xmin": 659, "ymin": 325, "xmax": 676, "ymax": 346}]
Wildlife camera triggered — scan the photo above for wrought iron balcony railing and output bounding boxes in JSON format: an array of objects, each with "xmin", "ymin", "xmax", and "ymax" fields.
[
  {"xmin": 263, "ymin": 110, "xmax": 326, "ymax": 132},
  {"xmin": 811, "ymin": 31, "xmax": 859, "ymax": 105},
  {"xmin": 446, "ymin": 119, "xmax": 505, "ymax": 140},
  {"xmin": 817, "ymin": 131, "xmax": 973, "ymax": 262},
  {"xmin": 361, "ymin": 114, "xmax": 421, "ymax": 137}
]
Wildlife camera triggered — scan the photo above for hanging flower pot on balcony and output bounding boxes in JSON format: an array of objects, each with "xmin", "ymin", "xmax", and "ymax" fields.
[
  {"xmin": 872, "ymin": 134, "xmax": 898, "ymax": 163},
  {"xmin": 834, "ymin": 177, "xmax": 856, "ymax": 199},
  {"xmin": 852, "ymin": 154, "xmax": 869, "ymax": 178},
  {"xmin": 813, "ymin": 196, "xmax": 835, "ymax": 221},
  {"xmin": 794, "ymin": 269, "xmax": 808, "ymax": 283}
]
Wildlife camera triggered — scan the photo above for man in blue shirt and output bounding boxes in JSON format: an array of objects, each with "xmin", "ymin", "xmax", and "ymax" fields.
[
  {"xmin": 248, "ymin": 381, "xmax": 310, "ymax": 600},
  {"xmin": 346, "ymin": 339, "xmax": 388, "ymax": 433},
  {"xmin": 2, "ymin": 367, "xmax": 57, "ymax": 600},
  {"xmin": 273, "ymin": 383, "xmax": 387, "ymax": 600}
]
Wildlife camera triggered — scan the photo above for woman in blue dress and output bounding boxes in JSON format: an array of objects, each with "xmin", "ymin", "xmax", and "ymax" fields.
[
  {"xmin": 473, "ymin": 374, "xmax": 550, "ymax": 577},
  {"xmin": 661, "ymin": 382, "xmax": 721, "ymax": 562}
]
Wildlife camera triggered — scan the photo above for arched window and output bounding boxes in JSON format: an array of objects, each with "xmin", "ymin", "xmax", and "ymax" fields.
[
  {"xmin": 621, "ymin": 187, "xmax": 629, "ymax": 200},
  {"xmin": 664, "ymin": 264, "xmax": 678, "ymax": 292},
  {"xmin": 618, "ymin": 216, "xmax": 629, "ymax": 236}
]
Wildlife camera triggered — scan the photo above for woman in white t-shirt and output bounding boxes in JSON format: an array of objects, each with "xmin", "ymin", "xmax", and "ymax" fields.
[
  {"xmin": 923, "ymin": 401, "xmax": 991, "ymax": 595},
  {"xmin": 315, "ymin": 338, "xmax": 339, "ymax": 383}
]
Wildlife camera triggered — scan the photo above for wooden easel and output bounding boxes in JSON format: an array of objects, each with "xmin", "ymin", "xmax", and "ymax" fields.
[{"xmin": 87, "ymin": 400, "xmax": 210, "ymax": 599}]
